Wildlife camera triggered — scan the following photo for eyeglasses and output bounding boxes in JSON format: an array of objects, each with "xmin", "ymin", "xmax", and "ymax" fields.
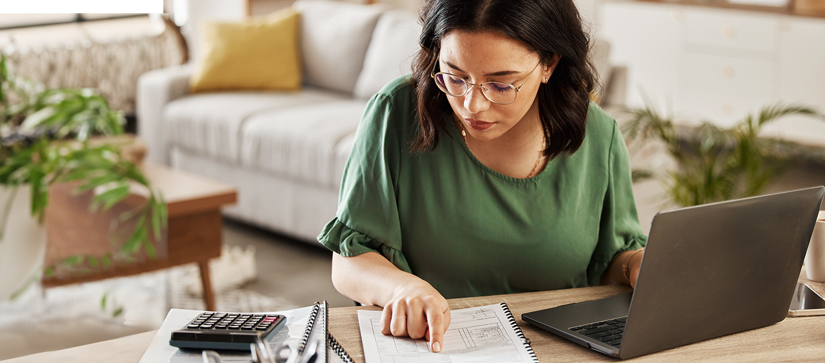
[
  {"xmin": 431, "ymin": 61, "xmax": 541, "ymax": 105},
  {"xmin": 201, "ymin": 336, "xmax": 321, "ymax": 363}
]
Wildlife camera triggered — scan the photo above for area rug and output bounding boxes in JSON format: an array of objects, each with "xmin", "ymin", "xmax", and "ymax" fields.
[{"xmin": 0, "ymin": 244, "xmax": 298, "ymax": 330}]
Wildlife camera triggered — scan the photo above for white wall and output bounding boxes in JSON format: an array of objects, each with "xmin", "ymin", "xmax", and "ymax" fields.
[{"xmin": 375, "ymin": 0, "xmax": 599, "ymax": 23}]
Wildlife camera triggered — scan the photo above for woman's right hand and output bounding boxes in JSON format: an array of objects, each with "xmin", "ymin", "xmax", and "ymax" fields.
[
  {"xmin": 330, "ymin": 252, "xmax": 452, "ymax": 352},
  {"xmin": 380, "ymin": 281, "xmax": 451, "ymax": 353}
]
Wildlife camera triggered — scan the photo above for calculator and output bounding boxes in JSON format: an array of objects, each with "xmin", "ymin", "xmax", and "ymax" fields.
[{"xmin": 169, "ymin": 312, "xmax": 287, "ymax": 351}]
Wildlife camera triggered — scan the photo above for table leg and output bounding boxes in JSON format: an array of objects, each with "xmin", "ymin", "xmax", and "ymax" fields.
[{"xmin": 198, "ymin": 260, "xmax": 216, "ymax": 311}]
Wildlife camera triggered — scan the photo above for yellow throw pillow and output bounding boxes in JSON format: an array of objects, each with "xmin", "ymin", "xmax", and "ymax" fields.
[{"xmin": 189, "ymin": 8, "xmax": 301, "ymax": 93}]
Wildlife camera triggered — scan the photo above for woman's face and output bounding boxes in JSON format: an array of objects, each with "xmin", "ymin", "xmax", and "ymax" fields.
[{"xmin": 438, "ymin": 30, "xmax": 557, "ymax": 142}]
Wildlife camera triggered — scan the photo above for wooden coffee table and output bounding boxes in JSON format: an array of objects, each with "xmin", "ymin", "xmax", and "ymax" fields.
[{"xmin": 42, "ymin": 162, "xmax": 237, "ymax": 311}]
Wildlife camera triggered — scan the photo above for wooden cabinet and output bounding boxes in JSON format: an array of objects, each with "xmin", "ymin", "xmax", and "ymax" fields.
[
  {"xmin": 601, "ymin": 1, "xmax": 681, "ymax": 111},
  {"xmin": 600, "ymin": 1, "xmax": 825, "ymax": 146}
]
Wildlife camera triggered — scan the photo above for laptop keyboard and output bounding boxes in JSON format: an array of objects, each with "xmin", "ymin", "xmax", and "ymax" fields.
[{"xmin": 570, "ymin": 316, "xmax": 626, "ymax": 348}]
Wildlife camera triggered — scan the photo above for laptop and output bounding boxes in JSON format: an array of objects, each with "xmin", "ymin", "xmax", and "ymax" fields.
[{"xmin": 522, "ymin": 186, "xmax": 825, "ymax": 359}]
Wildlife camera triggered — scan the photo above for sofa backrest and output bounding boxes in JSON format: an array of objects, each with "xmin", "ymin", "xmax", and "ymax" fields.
[
  {"xmin": 353, "ymin": 9, "xmax": 422, "ymax": 99},
  {"xmin": 293, "ymin": 0, "xmax": 386, "ymax": 94}
]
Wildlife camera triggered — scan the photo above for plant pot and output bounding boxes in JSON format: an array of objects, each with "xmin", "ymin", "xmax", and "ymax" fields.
[
  {"xmin": 0, "ymin": 185, "xmax": 47, "ymax": 300},
  {"xmin": 42, "ymin": 181, "xmax": 165, "ymax": 280}
]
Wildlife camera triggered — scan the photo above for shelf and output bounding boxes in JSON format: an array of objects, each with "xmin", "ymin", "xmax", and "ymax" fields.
[{"xmin": 634, "ymin": 0, "xmax": 825, "ymax": 18}]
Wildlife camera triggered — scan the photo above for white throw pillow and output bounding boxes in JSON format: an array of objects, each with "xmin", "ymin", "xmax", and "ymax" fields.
[
  {"xmin": 353, "ymin": 9, "xmax": 422, "ymax": 100},
  {"xmin": 293, "ymin": 0, "xmax": 386, "ymax": 94}
]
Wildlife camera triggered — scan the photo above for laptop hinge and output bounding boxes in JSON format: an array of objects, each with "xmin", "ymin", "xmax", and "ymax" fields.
[{"xmin": 589, "ymin": 343, "xmax": 620, "ymax": 357}]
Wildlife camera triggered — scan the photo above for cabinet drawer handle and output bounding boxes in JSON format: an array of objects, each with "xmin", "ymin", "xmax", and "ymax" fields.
[
  {"xmin": 721, "ymin": 103, "xmax": 733, "ymax": 116},
  {"xmin": 721, "ymin": 26, "xmax": 736, "ymax": 39},
  {"xmin": 670, "ymin": 10, "xmax": 683, "ymax": 22}
]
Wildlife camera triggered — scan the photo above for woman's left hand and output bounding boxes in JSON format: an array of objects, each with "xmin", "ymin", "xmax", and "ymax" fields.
[
  {"xmin": 602, "ymin": 248, "xmax": 645, "ymax": 288},
  {"xmin": 626, "ymin": 249, "xmax": 644, "ymax": 289}
]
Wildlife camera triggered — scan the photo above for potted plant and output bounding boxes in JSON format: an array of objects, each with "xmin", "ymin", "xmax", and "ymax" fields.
[
  {"xmin": 0, "ymin": 54, "xmax": 166, "ymax": 300},
  {"xmin": 621, "ymin": 103, "xmax": 825, "ymax": 207}
]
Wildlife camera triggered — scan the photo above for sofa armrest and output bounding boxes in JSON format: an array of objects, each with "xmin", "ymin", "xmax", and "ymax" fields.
[
  {"xmin": 602, "ymin": 65, "xmax": 628, "ymax": 110},
  {"xmin": 136, "ymin": 63, "xmax": 194, "ymax": 165}
]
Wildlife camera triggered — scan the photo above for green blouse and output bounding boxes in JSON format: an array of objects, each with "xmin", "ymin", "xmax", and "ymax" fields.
[{"xmin": 318, "ymin": 76, "xmax": 647, "ymax": 299}]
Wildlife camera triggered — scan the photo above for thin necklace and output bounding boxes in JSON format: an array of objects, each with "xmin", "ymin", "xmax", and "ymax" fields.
[{"xmin": 459, "ymin": 124, "xmax": 546, "ymax": 178}]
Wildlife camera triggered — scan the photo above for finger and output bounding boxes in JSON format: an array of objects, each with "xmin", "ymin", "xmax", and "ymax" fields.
[
  {"xmin": 630, "ymin": 266, "xmax": 641, "ymax": 289},
  {"xmin": 390, "ymin": 301, "xmax": 408, "ymax": 336},
  {"xmin": 425, "ymin": 303, "xmax": 450, "ymax": 353},
  {"xmin": 380, "ymin": 304, "xmax": 393, "ymax": 336},
  {"xmin": 406, "ymin": 299, "xmax": 428, "ymax": 339}
]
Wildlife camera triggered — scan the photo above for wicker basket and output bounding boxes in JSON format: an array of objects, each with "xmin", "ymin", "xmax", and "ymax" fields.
[{"xmin": 795, "ymin": 0, "xmax": 825, "ymax": 14}]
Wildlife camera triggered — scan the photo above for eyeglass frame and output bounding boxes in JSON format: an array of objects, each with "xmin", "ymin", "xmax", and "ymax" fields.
[
  {"xmin": 201, "ymin": 337, "xmax": 320, "ymax": 363},
  {"xmin": 430, "ymin": 59, "xmax": 543, "ymax": 105}
]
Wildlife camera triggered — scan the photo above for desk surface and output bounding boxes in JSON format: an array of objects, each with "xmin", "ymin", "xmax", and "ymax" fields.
[{"xmin": 6, "ymin": 281, "xmax": 825, "ymax": 362}]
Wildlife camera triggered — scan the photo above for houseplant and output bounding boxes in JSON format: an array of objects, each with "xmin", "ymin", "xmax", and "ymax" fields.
[
  {"xmin": 621, "ymin": 102, "xmax": 825, "ymax": 207},
  {"xmin": 0, "ymin": 54, "xmax": 166, "ymax": 299}
]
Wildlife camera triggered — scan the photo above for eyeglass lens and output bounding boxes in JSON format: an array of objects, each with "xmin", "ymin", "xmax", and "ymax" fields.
[{"xmin": 433, "ymin": 73, "xmax": 517, "ymax": 104}]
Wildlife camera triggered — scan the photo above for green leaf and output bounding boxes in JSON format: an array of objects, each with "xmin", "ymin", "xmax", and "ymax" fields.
[
  {"xmin": 91, "ymin": 183, "xmax": 130, "ymax": 211},
  {"xmin": 63, "ymin": 255, "xmax": 84, "ymax": 266},
  {"xmin": 20, "ymin": 107, "xmax": 56, "ymax": 129},
  {"xmin": 143, "ymin": 239, "xmax": 157, "ymax": 259}
]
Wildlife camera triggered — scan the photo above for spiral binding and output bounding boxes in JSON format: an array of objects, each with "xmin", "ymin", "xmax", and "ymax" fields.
[
  {"xmin": 328, "ymin": 333, "xmax": 355, "ymax": 363},
  {"xmin": 499, "ymin": 302, "xmax": 539, "ymax": 363},
  {"xmin": 298, "ymin": 302, "xmax": 322, "ymax": 352}
]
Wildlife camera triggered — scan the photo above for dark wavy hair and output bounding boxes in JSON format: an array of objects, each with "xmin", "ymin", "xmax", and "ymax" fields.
[{"xmin": 410, "ymin": 0, "xmax": 596, "ymax": 158}]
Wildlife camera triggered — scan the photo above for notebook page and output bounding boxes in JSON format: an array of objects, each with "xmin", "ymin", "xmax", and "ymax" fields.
[{"xmin": 358, "ymin": 303, "xmax": 537, "ymax": 363}]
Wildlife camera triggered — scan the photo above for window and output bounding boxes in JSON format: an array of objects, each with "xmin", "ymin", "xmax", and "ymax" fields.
[{"xmin": 0, "ymin": 14, "xmax": 147, "ymax": 31}]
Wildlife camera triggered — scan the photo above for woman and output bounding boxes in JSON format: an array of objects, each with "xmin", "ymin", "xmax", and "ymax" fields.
[{"xmin": 318, "ymin": 0, "xmax": 647, "ymax": 353}]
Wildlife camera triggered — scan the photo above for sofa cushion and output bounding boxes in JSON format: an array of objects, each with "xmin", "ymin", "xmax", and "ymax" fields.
[
  {"xmin": 293, "ymin": 0, "xmax": 385, "ymax": 94},
  {"xmin": 239, "ymin": 99, "xmax": 367, "ymax": 188},
  {"xmin": 164, "ymin": 89, "xmax": 348, "ymax": 163},
  {"xmin": 353, "ymin": 9, "xmax": 421, "ymax": 99},
  {"xmin": 189, "ymin": 7, "xmax": 302, "ymax": 93}
]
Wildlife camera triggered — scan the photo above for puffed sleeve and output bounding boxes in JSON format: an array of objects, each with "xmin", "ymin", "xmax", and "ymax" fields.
[
  {"xmin": 587, "ymin": 120, "xmax": 648, "ymax": 286},
  {"xmin": 317, "ymin": 92, "xmax": 412, "ymax": 273}
]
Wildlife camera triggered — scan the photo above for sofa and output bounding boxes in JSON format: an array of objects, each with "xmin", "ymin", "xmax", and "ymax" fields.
[
  {"xmin": 137, "ymin": 0, "xmax": 622, "ymax": 244},
  {"xmin": 137, "ymin": 0, "xmax": 423, "ymax": 242}
]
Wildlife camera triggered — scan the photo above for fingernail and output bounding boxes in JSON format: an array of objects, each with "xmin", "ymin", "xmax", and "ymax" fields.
[{"xmin": 432, "ymin": 342, "xmax": 441, "ymax": 353}]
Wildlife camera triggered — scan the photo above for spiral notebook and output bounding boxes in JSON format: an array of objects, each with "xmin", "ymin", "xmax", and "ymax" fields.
[
  {"xmin": 139, "ymin": 301, "xmax": 353, "ymax": 363},
  {"xmin": 303, "ymin": 301, "xmax": 354, "ymax": 363},
  {"xmin": 357, "ymin": 303, "xmax": 537, "ymax": 363}
]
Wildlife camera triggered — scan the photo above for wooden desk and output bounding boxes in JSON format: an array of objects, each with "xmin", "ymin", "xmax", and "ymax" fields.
[
  {"xmin": 40, "ymin": 163, "xmax": 237, "ymax": 311},
  {"xmin": 330, "ymin": 282, "xmax": 825, "ymax": 362},
  {"xmin": 7, "ymin": 280, "xmax": 825, "ymax": 362}
]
